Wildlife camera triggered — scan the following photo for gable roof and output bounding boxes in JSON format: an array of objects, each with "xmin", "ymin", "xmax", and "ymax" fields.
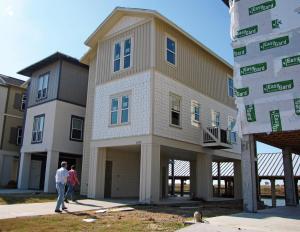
[
  {"xmin": 18, "ymin": 52, "xmax": 88, "ymax": 77},
  {"xmin": 81, "ymin": 7, "xmax": 232, "ymax": 69},
  {"xmin": 0, "ymin": 74, "xmax": 25, "ymax": 87}
]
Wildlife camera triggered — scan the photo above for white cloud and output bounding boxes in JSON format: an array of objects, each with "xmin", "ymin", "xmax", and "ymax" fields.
[{"xmin": 5, "ymin": 6, "xmax": 14, "ymax": 16}]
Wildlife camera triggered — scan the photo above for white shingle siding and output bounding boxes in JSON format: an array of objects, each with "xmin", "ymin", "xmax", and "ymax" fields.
[
  {"xmin": 92, "ymin": 71, "xmax": 151, "ymax": 140},
  {"xmin": 153, "ymin": 71, "xmax": 241, "ymax": 154}
]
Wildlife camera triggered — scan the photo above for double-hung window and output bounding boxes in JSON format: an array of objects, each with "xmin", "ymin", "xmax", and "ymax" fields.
[
  {"xmin": 166, "ymin": 36, "xmax": 176, "ymax": 65},
  {"xmin": 17, "ymin": 128, "xmax": 23, "ymax": 146},
  {"xmin": 228, "ymin": 116, "xmax": 237, "ymax": 144},
  {"xmin": 170, "ymin": 93, "xmax": 181, "ymax": 127},
  {"xmin": 113, "ymin": 37, "xmax": 132, "ymax": 72},
  {"xmin": 70, "ymin": 116, "xmax": 84, "ymax": 141},
  {"xmin": 228, "ymin": 77, "xmax": 234, "ymax": 97},
  {"xmin": 113, "ymin": 42, "xmax": 121, "ymax": 72},
  {"xmin": 37, "ymin": 73, "xmax": 49, "ymax": 100},
  {"xmin": 111, "ymin": 98, "xmax": 119, "ymax": 125},
  {"xmin": 110, "ymin": 93, "xmax": 130, "ymax": 126},
  {"xmin": 32, "ymin": 115, "xmax": 45, "ymax": 143},
  {"xmin": 191, "ymin": 101, "xmax": 201, "ymax": 123},
  {"xmin": 20, "ymin": 94, "xmax": 26, "ymax": 111},
  {"xmin": 211, "ymin": 110, "xmax": 220, "ymax": 127},
  {"xmin": 123, "ymin": 38, "xmax": 131, "ymax": 69}
]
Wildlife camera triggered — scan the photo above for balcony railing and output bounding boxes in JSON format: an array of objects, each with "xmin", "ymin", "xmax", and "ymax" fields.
[{"xmin": 203, "ymin": 126, "xmax": 232, "ymax": 149}]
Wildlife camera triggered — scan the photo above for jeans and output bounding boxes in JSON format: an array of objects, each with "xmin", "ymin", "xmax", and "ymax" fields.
[
  {"xmin": 55, "ymin": 183, "xmax": 65, "ymax": 210},
  {"xmin": 65, "ymin": 183, "xmax": 75, "ymax": 201}
]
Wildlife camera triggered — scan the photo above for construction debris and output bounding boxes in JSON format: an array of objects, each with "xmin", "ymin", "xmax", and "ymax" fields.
[
  {"xmin": 82, "ymin": 218, "xmax": 97, "ymax": 223},
  {"xmin": 110, "ymin": 207, "xmax": 135, "ymax": 212},
  {"xmin": 95, "ymin": 209, "xmax": 107, "ymax": 213}
]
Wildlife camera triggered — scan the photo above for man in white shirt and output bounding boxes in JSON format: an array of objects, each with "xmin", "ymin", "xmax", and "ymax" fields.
[{"xmin": 55, "ymin": 161, "xmax": 69, "ymax": 213}]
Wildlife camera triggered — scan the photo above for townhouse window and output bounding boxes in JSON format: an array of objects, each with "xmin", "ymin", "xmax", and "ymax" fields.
[
  {"xmin": 191, "ymin": 101, "xmax": 201, "ymax": 123},
  {"xmin": 228, "ymin": 116, "xmax": 237, "ymax": 144},
  {"xmin": 70, "ymin": 116, "xmax": 84, "ymax": 141},
  {"xmin": 228, "ymin": 77, "xmax": 234, "ymax": 97},
  {"xmin": 121, "ymin": 96, "xmax": 129, "ymax": 123},
  {"xmin": 113, "ymin": 42, "xmax": 121, "ymax": 72},
  {"xmin": 20, "ymin": 94, "xmax": 26, "ymax": 111},
  {"xmin": 166, "ymin": 36, "xmax": 176, "ymax": 65},
  {"xmin": 17, "ymin": 128, "xmax": 23, "ymax": 146},
  {"xmin": 37, "ymin": 73, "xmax": 49, "ymax": 100},
  {"xmin": 32, "ymin": 114, "xmax": 45, "ymax": 143},
  {"xmin": 211, "ymin": 110, "xmax": 220, "ymax": 127},
  {"xmin": 110, "ymin": 93, "xmax": 130, "ymax": 126},
  {"xmin": 170, "ymin": 93, "xmax": 181, "ymax": 127},
  {"xmin": 123, "ymin": 38, "xmax": 131, "ymax": 69},
  {"xmin": 113, "ymin": 37, "xmax": 132, "ymax": 72}
]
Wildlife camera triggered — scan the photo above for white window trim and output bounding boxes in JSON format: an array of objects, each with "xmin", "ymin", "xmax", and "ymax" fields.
[
  {"xmin": 32, "ymin": 115, "xmax": 45, "ymax": 143},
  {"xmin": 227, "ymin": 76, "xmax": 234, "ymax": 98},
  {"xmin": 70, "ymin": 116, "xmax": 84, "ymax": 141},
  {"xmin": 16, "ymin": 128, "xmax": 23, "ymax": 146},
  {"xmin": 191, "ymin": 100, "xmax": 201, "ymax": 124},
  {"xmin": 112, "ymin": 36, "xmax": 134, "ymax": 73},
  {"xmin": 109, "ymin": 91, "xmax": 131, "ymax": 127},
  {"xmin": 165, "ymin": 33, "xmax": 177, "ymax": 67},
  {"xmin": 37, "ymin": 73, "xmax": 49, "ymax": 100},
  {"xmin": 169, "ymin": 92, "xmax": 182, "ymax": 128},
  {"xmin": 228, "ymin": 116, "xmax": 237, "ymax": 144},
  {"xmin": 20, "ymin": 93, "xmax": 26, "ymax": 111},
  {"xmin": 211, "ymin": 110, "xmax": 220, "ymax": 127}
]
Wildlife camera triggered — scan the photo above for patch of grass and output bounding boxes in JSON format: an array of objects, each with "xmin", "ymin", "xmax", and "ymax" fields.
[
  {"xmin": 0, "ymin": 193, "xmax": 57, "ymax": 205},
  {"xmin": 0, "ymin": 193, "xmax": 85, "ymax": 205},
  {"xmin": 0, "ymin": 204, "xmax": 242, "ymax": 232}
]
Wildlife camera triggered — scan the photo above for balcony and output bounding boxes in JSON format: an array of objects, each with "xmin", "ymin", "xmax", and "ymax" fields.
[{"xmin": 203, "ymin": 126, "xmax": 232, "ymax": 149}]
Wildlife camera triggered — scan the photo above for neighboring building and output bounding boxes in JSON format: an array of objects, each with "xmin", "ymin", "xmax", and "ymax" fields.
[
  {"xmin": 17, "ymin": 52, "xmax": 89, "ymax": 192},
  {"xmin": 80, "ymin": 7, "xmax": 242, "ymax": 203},
  {"xmin": 0, "ymin": 74, "xmax": 26, "ymax": 187}
]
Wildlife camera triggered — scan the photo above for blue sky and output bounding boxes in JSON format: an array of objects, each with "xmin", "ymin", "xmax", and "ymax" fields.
[{"xmin": 0, "ymin": 0, "xmax": 280, "ymax": 153}]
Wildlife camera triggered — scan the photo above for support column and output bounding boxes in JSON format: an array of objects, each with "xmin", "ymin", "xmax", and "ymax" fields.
[
  {"xmin": 18, "ymin": 152, "xmax": 31, "ymax": 189},
  {"xmin": 270, "ymin": 178, "xmax": 276, "ymax": 207},
  {"xmin": 282, "ymin": 149, "xmax": 297, "ymax": 206},
  {"xmin": 190, "ymin": 160, "xmax": 197, "ymax": 199},
  {"xmin": 44, "ymin": 150, "xmax": 59, "ymax": 193},
  {"xmin": 139, "ymin": 143, "xmax": 160, "ymax": 204},
  {"xmin": 171, "ymin": 159, "xmax": 175, "ymax": 196},
  {"xmin": 217, "ymin": 162, "xmax": 221, "ymax": 197},
  {"xmin": 241, "ymin": 135, "xmax": 257, "ymax": 212},
  {"xmin": 180, "ymin": 179, "xmax": 184, "ymax": 196},
  {"xmin": 234, "ymin": 160, "xmax": 243, "ymax": 199},
  {"xmin": 195, "ymin": 153, "xmax": 212, "ymax": 201},
  {"xmin": 295, "ymin": 179, "xmax": 299, "ymax": 205},
  {"xmin": 88, "ymin": 146, "xmax": 106, "ymax": 199}
]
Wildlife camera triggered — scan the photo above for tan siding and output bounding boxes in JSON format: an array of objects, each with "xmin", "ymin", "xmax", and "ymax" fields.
[
  {"xmin": 6, "ymin": 86, "xmax": 26, "ymax": 117},
  {"xmin": 96, "ymin": 21, "xmax": 151, "ymax": 85},
  {"xmin": 155, "ymin": 19, "xmax": 234, "ymax": 108},
  {"xmin": 81, "ymin": 56, "xmax": 97, "ymax": 194},
  {"xmin": 1, "ymin": 116, "xmax": 23, "ymax": 152}
]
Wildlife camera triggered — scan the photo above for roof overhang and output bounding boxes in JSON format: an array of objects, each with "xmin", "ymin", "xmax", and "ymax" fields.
[
  {"xmin": 255, "ymin": 130, "xmax": 300, "ymax": 154},
  {"xmin": 222, "ymin": 0, "xmax": 229, "ymax": 7},
  {"xmin": 18, "ymin": 52, "xmax": 88, "ymax": 77},
  {"xmin": 81, "ymin": 7, "xmax": 233, "ymax": 70}
]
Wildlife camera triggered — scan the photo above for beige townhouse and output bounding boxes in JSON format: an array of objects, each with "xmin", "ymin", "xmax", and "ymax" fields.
[
  {"xmin": 80, "ymin": 7, "xmax": 242, "ymax": 203},
  {"xmin": 0, "ymin": 74, "xmax": 26, "ymax": 187}
]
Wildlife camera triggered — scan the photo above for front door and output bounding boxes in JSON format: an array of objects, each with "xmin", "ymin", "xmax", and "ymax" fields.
[
  {"xmin": 104, "ymin": 161, "xmax": 113, "ymax": 198},
  {"xmin": 29, "ymin": 160, "xmax": 42, "ymax": 190}
]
